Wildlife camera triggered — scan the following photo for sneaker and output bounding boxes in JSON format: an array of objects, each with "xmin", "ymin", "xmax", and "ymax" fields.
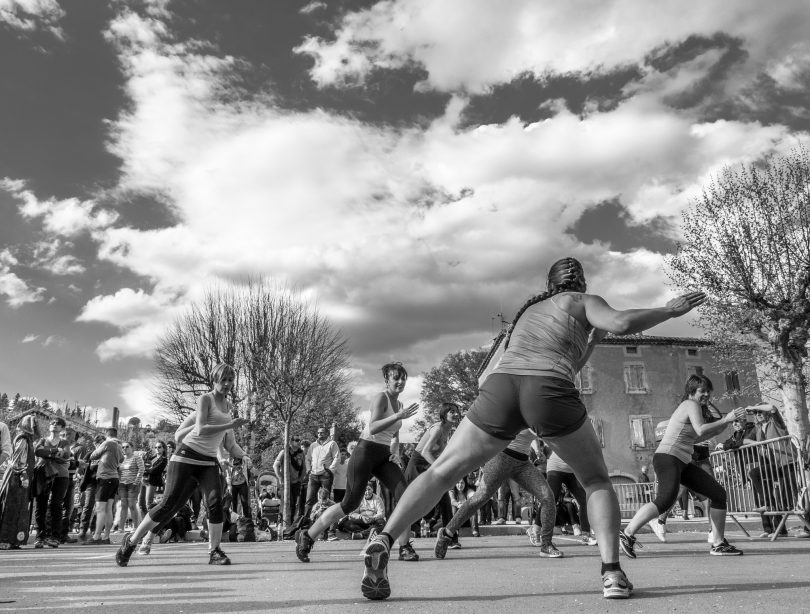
[
  {"xmin": 45, "ymin": 537, "xmax": 60, "ymax": 548},
  {"xmin": 539, "ymin": 542, "xmax": 564, "ymax": 558},
  {"xmin": 398, "ymin": 540, "xmax": 419, "ymax": 561},
  {"xmin": 759, "ymin": 532, "xmax": 770, "ymax": 539},
  {"xmin": 327, "ymin": 534, "xmax": 339, "ymax": 542},
  {"xmin": 448, "ymin": 533, "xmax": 461, "ymax": 549},
  {"xmin": 361, "ymin": 528, "xmax": 379, "ymax": 554},
  {"xmin": 710, "ymin": 539, "xmax": 743, "ymax": 556},
  {"xmin": 526, "ymin": 525, "xmax": 542, "ymax": 547},
  {"xmin": 115, "ymin": 533, "xmax": 136, "ymax": 567},
  {"xmin": 493, "ymin": 518, "xmax": 506, "ymax": 525},
  {"xmin": 618, "ymin": 531, "xmax": 640, "ymax": 559},
  {"xmin": 295, "ymin": 529, "xmax": 314, "ymax": 563},
  {"xmin": 434, "ymin": 527, "xmax": 452, "ymax": 559},
  {"xmin": 159, "ymin": 528, "xmax": 173, "ymax": 544},
  {"xmin": 34, "ymin": 538, "xmax": 45, "ymax": 549},
  {"xmin": 209, "ymin": 547, "xmax": 231, "ymax": 565},
  {"xmin": 514, "ymin": 518, "xmax": 522, "ymax": 525},
  {"xmin": 471, "ymin": 530, "xmax": 480, "ymax": 537},
  {"xmin": 362, "ymin": 535, "xmax": 391, "ymax": 600},
  {"xmin": 573, "ymin": 524, "xmax": 582, "ymax": 536},
  {"xmin": 602, "ymin": 569, "xmax": 633, "ymax": 599},
  {"xmin": 581, "ymin": 534, "xmax": 598, "ymax": 546},
  {"xmin": 138, "ymin": 540, "xmax": 151, "ymax": 555},
  {"xmin": 649, "ymin": 520, "xmax": 667, "ymax": 543}
]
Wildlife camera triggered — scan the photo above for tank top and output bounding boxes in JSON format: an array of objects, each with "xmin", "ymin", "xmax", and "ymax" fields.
[
  {"xmin": 656, "ymin": 409, "xmax": 698, "ymax": 464},
  {"xmin": 360, "ymin": 392, "xmax": 401, "ymax": 446},
  {"xmin": 181, "ymin": 393, "xmax": 232, "ymax": 458},
  {"xmin": 494, "ymin": 296, "xmax": 589, "ymax": 382},
  {"xmin": 416, "ymin": 422, "xmax": 449, "ymax": 457},
  {"xmin": 506, "ymin": 429, "xmax": 536, "ymax": 456}
]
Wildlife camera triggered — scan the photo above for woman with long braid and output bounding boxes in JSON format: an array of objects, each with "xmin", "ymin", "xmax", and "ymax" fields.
[
  {"xmin": 434, "ymin": 428, "xmax": 561, "ymax": 559},
  {"xmin": 115, "ymin": 363, "xmax": 247, "ymax": 566},
  {"xmin": 360, "ymin": 257, "xmax": 706, "ymax": 601},
  {"xmin": 295, "ymin": 362, "xmax": 419, "ymax": 563}
]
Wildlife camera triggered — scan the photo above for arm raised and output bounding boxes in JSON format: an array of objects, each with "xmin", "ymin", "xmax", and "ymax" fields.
[{"xmin": 583, "ymin": 292, "xmax": 706, "ymax": 335}]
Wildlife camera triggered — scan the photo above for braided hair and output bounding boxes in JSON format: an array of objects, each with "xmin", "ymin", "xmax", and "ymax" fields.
[{"xmin": 504, "ymin": 257, "xmax": 586, "ymax": 348}]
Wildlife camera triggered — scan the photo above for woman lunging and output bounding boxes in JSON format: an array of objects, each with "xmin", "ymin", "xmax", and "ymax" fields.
[
  {"xmin": 619, "ymin": 375, "xmax": 745, "ymax": 558},
  {"xmin": 295, "ymin": 362, "xmax": 418, "ymax": 563},
  {"xmin": 360, "ymin": 257, "xmax": 706, "ymax": 601},
  {"xmin": 116, "ymin": 363, "xmax": 247, "ymax": 566}
]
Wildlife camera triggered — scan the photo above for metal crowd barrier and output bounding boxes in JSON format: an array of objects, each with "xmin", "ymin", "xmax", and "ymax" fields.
[
  {"xmin": 613, "ymin": 482, "xmax": 656, "ymax": 519},
  {"xmin": 710, "ymin": 435, "xmax": 810, "ymax": 541}
]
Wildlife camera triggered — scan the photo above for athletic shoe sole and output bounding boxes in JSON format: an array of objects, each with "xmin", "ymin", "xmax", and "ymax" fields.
[
  {"xmin": 602, "ymin": 573, "xmax": 633, "ymax": 599},
  {"xmin": 618, "ymin": 532, "xmax": 637, "ymax": 559},
  {"xmin": 361, "ymin": 541, "xmax": 390, "ymax": 600},
  {"xmin": 294, "ymin": 529, "xmax": 312, "ymax": 563},
  {"xmin": 115, "ymin": 534, "xmax": 135, "ymax": 567},
  {"xmin": 434, "ymin": 529, "xmax": 450, "ymax": 560}
]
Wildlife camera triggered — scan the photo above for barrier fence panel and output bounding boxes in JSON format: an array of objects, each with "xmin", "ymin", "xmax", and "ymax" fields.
[
  {"xmin": 613, "ymin": 482, "xmax": 655, "ymax": 519},
  {"xmin": 710, "ymin": 435, "xmax": 810, "ymax": 540}
]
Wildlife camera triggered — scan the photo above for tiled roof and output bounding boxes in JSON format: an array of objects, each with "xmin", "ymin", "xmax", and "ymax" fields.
[{"xmin": 599, "ymin": 333, "xmax": 712, "ymax": 347}]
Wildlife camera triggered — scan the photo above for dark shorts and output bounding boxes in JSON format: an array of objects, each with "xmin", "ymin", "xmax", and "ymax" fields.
[
  {"xmin": 466, "ymin": 373, "xmax": 588, "ymax": 440},
  {"xmin": 96, "ymin": 478, "xmax": 120, "ymax": 502}
]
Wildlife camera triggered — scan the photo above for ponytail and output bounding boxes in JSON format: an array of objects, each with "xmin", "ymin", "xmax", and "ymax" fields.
[{"xmin": 504, "ymin": 290, "xmax": 554, "ymax": 348}]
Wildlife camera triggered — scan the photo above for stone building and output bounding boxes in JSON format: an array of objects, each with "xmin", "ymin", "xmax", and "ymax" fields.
[{"xmin": 578, "ymin": 334, "xmax": 761, "ymax": 484}]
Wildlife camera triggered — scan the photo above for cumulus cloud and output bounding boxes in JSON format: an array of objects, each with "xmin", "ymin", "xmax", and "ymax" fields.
[
  {"xmin": 32, "ymin": 239, "xmax": 86, "ymax": 275},
  {"xmin": 294, "ymin": 0, "xmax": 810, "ymax": 94},
  {"xmin": 120, "ymin": 375, "xmax": 165, "ymax": 424},
  {"xmin": 0, "ymin": 0, "xmax": 65, "ymax": 37},
  {"xmin": 0, "ymin": 248, "xmax": 46, "ymax": 307},
  {"xmin": 21, "ymin": 334, "xmax": 39, "ymax": 343}
]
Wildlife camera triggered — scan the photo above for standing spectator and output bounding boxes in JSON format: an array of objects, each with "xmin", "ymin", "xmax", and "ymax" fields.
[
  {"xmin": 225, "ymin": 454, "xmax": 252, "ymax": 517},
  {"xmin": 83, "ymin": 428, "xmax": 124, "ymax": 545},
  {"xmin": 303, "ymin": 427, "xmax": 339, "ymax": 520},
  {"xmin": 0, "ymin": 419, "xmax": 11, "ymax": 468},
  {"xmin": 273, "ymin": 436, "xmax": 305, "ymax": 525},
  {"xmin": 117, "ymin": 441, "xmax": 144, "ymax": 530},
  {"xmin": 33, "ymin": 417, "xmax": 71, "ymax": 548},
  {"xmin": 297, "ymin": 440, "xmax": 311, "ymax": 519},
  {"xmin": 0, "ymin": 416, "xmax": 38, "ymax": 549},
  {"xmin": 58, "ymin": 433, "xmax": 86, "ymax": 543},
  {"xmin": 78, "ymin": 435, "xmax": 104, "ymax": 542},
  {"xmin": 140, "ymin": 440, "xmax": 167, "ymax": 516},
  {"xmin": 332, "ymin": 448, "xmax": 349, "ymax": 503}
]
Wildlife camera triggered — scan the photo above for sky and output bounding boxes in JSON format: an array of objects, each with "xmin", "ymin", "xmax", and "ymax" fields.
[{"xmin": 1, "ymin": 0, "xmax": 809, "ymax": 431}]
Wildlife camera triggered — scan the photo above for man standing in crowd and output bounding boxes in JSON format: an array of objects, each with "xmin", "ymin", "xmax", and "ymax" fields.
[
  {"xmin": 273, "ymin": 435, "xmax": 306, "ymax": 525},
  {"xmin": 303, "ymin": 427, "xmax": 339, "ymax": 520},
  {"xmin": 58, "ymin": 432, "xmax": 86, "ymax": 543},
  {"xmin": 83, "ymin": 428, "xmax": 123, "ymax": 545}
]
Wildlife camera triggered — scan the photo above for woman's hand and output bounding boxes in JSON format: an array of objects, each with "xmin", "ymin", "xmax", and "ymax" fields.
[
  {"xmin": 400, "ymin": 403, "xmax": 419, "ymax": 420},
  {"xmin": 231, "ymin": 417, "xmax": 248, "ymax": 429},
  {"xmin": 665, "ymin": 292, "xmax": 707, "ymax": 317},
  {"xmin": 726, "ymin": 407, "xmax": 746, "ymax": 422}
]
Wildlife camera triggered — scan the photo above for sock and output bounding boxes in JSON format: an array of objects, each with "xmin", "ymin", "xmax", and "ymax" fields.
[
  {"xmin": 601, "ymin": 562, "xmax": 622, "ymax": 574},
  {"xmin": 379, "ymin": 532, "xmax": 394, "ymax": 548}
]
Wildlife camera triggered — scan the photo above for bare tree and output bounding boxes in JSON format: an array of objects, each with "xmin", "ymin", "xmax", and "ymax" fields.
[{"xmin": 667, "ymin": 148, "xmax": 810, "ymax": 440}]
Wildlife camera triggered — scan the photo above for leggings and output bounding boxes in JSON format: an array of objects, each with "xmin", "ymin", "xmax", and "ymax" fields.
[
  {"xmin": 340, "ymin": 439, "xmax": 406, "ymax": 515},
  {"xmin": 652, "ymin": 453, "xmax": 726, "ymax": 513},
  {"xmin": 535, "ymin": 470, "xmax": 590, "ymax": 532},
  {"xmin": 149, "ymin": 460, "xmax": 224, "ymax": 525},
  {"xmin": 447, "ymin": 452, "xmax": 555, "ymax": 545},
  {"xmin": 405, "ymin": 450, "xmax": 453, "ymax": 530}
]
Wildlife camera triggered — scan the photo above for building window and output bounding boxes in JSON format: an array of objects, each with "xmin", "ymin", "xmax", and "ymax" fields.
[
  {"xmin": 623, "ymin": 363, "xmax": 648, "ymax": 394},
  {"xmin": 686, "ymin": 348, "xmax": 699, "ymax": 357},
  {"xmin": 629, "ymin": 414, "xmax": 655, "ymax": 449},
  {"xmin": 590, "ymin": 416, "xmax": 604, "ymax": 448},
  {"xmin": 624, "ymin": 346, "xmax": 640, "ymax": 356},
  {"xmin": 575, "ymin": 364, "xmax": 594, "ymax": 394},
  {"xmin": 725, "ymin": 370, "xmax": 740, "ymax": 393},
  {"xmin": 687, "ymin": 365, "xmax": 704, "ymax": 377}
]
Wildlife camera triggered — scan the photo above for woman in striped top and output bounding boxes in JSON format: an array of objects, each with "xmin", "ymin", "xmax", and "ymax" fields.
[{"xmin": 116, "ymin": 442, "xmax": 144, "ymax": 530}]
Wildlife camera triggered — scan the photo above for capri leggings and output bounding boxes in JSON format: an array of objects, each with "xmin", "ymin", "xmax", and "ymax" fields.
[
  {"xmin": 651, "ymin": 452, "xmax": 726, "ymax": 514},
  {"xmin": 340, "ymin": 439, "xmax": 407, "ymax": 515},
  {"xmin": 446, "ymin": 452, "xmax": 556, "ymax": 545},
  {"xmin": 148, "ymin": 459, "xmax": 224, "ymax": 525}
]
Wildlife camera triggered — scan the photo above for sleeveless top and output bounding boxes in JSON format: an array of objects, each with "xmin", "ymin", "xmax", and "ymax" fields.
[
  {"xmin": 546, "ymin": 451, "xmax": 574, "ymax": 473},
  {"xmin": 361, "ymin": 392, "xmax": 401, "ymax": 446},
  {"xmin": 181, "ymin": 393, "xmax": 232, "ymax": 458},
  {"xmin": 506, "ymin": 429, "xmax": 536, "ymax": 456},
  {"xmin": 416, "ymin": 422, "xmax": 449, "ymax": 457},
  {"xmin": 494, "ymin": 296, "xmax": 589, "ymax": 382},
  {"xmin": 656, "ymin": 408, "xmax": 699, "ymax": 464}
]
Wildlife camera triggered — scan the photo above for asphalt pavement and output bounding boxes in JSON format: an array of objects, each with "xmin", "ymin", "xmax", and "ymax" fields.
[{"xmin": 0, "ymin": 527, "xmax": 808, "ymax": 613}]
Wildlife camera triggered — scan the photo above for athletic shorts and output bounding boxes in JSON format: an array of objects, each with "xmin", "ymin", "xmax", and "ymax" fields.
[
  {"xmin": 466, "ymin": 373, "xmax": 588, "ymax": 440},
  {"xmin": 96, "ymin": 478, "xmax": 120, "ymax": 502}
]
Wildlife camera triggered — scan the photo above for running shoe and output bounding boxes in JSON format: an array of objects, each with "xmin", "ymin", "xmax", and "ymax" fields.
[
  {"xmin": 45, "ymin": 537, "xmax": 60, "ymax": 548},
  {"xmin": 327, "ymin": 533, "xmax": 339, "ymax": 542},
  {"xmin": 295, "ymin": 529, "xmax": 314, "ymax": 563},
  {"xmin": 34, "ymin": 538, "xmax": 45, "ymax": 549},
  {"xmin": 514, "ymin": 518, "xmax": 522, "ymax": 525},
  {"xmin": 115, "ymin": 533, "xmax": 136, "ymax": 567},
  {"xmin": 434, "ymin": 527, "xmax": 452, "ymax": 560},
  {"xmin": 648, "ymin": 520, "xmax": 667, "ymax": 543},
  {"xmin": 362, "ymin": 535, "xmax": 391, "ymax": 600},
  {"xmin": 159, "ymin": 528, "xmax": 173, "ymax": 544},
  {"xmin": 361, "ymin": 528, "xmax": 378, "ymax": 554},
  {"xmin": 209, "ymin": 547, "xmax": 231, "ymax": 565},
  {"xmin": 539, "ymin": 542, "xmax": 564, "ymax": 558},
  {"xmin": 138, "ymin": 540, "xmax": 151, "ymax": 555},
  {"xmin": 471, "ymin": 530, "xmax": 480, "ymax": 537},
  {"xmin": 492, "ymin": 518, "xmax": 506, "ymax": 525},
  {"xmin": 448, "ymin": 533, "xmax": 461, "ymax": 549},
  {"xmin": 709, "ymin": 539, "xmax": 743, "ymax": 556},
  {"xmin": 526, "ymin": 525, "xmax": 542, "ymax": 547},
  {"xmin": 618, "ymin": 530, "xmax": 640, "ymax": 559},
  {"xmin": 581, "ymin": 534, "xmax": 598, "ymax": 546},
  {"xmin": 573, "ymin": 524, "xmax": 582, "ymax": 536},
  {"xmin": 398, "ymin": 540, "xmax": 419, "ymax": 561},
  {"xmin": 602, "ymin": 569, "xmax": 633, "ymax": 599}
]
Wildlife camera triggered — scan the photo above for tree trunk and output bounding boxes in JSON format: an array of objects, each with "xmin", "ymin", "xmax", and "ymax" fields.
[
  {"xmin": 778, "ymin": 355, "xmax": 809, "ymax": 441},
  {"xmin": 281, "ymin": 421, "xmax": 290, "ymax": 542}
]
